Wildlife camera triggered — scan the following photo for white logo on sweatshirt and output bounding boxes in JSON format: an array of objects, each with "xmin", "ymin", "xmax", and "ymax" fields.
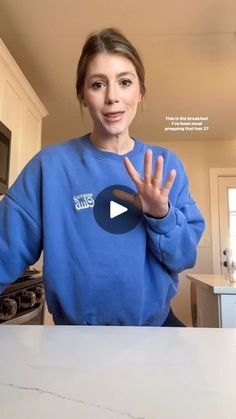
[{"xmin": 73, "ymin": 193, "xmax": 95, "ymax": 210}]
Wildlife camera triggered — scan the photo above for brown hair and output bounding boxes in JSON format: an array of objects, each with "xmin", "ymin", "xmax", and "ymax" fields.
[{"xmin": 76, "ymin": 28, "xmax": 146, "ymax": 103}]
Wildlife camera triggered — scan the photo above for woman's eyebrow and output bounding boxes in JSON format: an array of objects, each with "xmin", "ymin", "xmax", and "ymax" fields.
[
  {"xmin": 116, "ymin": 71, "xmax": 137, "ymax": 78},
  {"xmin": 88, "ymin": 71, "xmax": 137, "ymax": 81},
  {"xmin": 88, "ymin": 73, "xmax": 106, "ymax": 80}
]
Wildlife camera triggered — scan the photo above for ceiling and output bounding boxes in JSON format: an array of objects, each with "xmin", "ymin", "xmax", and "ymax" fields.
[{"xmin": 0, "ymin": 0, "xmax": 235, "ymax": 147}]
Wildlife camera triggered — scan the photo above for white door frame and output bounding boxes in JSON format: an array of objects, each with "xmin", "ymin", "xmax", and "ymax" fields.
[{"xmin": 210, "ymin": 168, "xmax": 236, "ymax": 274}]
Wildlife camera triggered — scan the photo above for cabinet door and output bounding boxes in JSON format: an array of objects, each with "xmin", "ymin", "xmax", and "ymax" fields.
[
  {"xmin": 1, "ymin": 70, "xmax": 24, "ymax": 185},
  {"xmin": 21, "ymin": 100, "xmax": 42, "ymax": 168},
  {"xmin": 219, "ymin": 295, "xmax": 236, "ymax": 327},
  {"xmin": 0, "ymin": 39, "xmax": 47, "ymax": 187},
  {"xmin": 0, "ymin": 60, "xmax": 4, "ymax": 110},
  {"xmin": 196, "ymin": 286, "xmax": 219, "ymax": 327}
]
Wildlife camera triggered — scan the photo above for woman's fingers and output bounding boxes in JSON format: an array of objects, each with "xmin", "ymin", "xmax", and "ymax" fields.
[
  {"xmin": 162, "ymin": 169, "xmax": 176, "ymax": 195},
  {"xmin": 124, "ymin": 157, "xmax": 142, "ymax": 184},
  {"xmin": 112, "ymin": 189, "xmax": 142, "ymax": 211},
  {"xmin": 124, "ymin": 153, "xmax": 176, "ymax": 196},
  {"xmin": 112, "ymin": 189, "xmax": 134, "ymax": 204},
  {"xmin": 153, "ymin": 155, "xmax": 164, "ymax": 187},
  {"xmin": 144, "ymin": 149, "xmax": 153, "ymax": 183},
  {"xmin": 125, "ymin": 150, "xmax": 154, "ymax": 185}
]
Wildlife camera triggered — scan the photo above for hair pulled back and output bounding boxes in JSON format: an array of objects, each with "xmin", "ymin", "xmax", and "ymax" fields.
[{"xmin": 76, "ymin": 27, "xmax": 146, "ymax": 103}]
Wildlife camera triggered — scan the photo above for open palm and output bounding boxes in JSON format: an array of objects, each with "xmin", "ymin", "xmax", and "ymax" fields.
[{"xmin": 114, "ymin": 149, "xmax": 176, "ymax": 218}]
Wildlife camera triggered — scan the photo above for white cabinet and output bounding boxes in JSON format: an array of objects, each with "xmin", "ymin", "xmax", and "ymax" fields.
[
  {"xmin": 187, "ymin": 274, "xmax": 236, "ymax": 328},
  {"xmin": 0, "ymin": 39, "xmax": 48, "ymax": 186},
  {"xmin": 219, "ymin": 294, "xmax": 236, "ymax": 327},
  {"xmin": 0, "ymin": 39, "xmax": 50, "ymax": 322}
]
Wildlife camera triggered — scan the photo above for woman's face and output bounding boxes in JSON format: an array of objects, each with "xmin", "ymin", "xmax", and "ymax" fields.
[{"xmin": 83, "ymin": 52, "xmax": 141, "ymax": 140}]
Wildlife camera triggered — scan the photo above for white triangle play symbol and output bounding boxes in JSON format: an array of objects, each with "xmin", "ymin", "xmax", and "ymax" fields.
[{"xmin": 110, "ymin": 200, "xmax": 128, "ymax": 219}]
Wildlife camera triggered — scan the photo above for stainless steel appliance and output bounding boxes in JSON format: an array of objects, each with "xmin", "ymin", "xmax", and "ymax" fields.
[{"xmin": 0, "ymin": 269, "xmax": 45, "ymax": 324}]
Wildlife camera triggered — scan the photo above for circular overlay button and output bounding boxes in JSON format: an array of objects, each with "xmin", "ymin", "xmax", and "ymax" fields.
[{"xmin": 93, "ymin": 185, "xmax": 143, "ymax": 234}]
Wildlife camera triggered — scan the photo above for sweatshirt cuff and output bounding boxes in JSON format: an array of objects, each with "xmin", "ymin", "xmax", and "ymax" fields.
[{"xmin": 144, "ymin": 203, "xmax": 177, "ymax": 234}]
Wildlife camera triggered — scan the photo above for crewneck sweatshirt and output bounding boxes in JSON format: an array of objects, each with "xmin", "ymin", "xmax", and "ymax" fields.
[{"xmin": 0, "ymin": 134, "xmax": 205, "ymax": 325}]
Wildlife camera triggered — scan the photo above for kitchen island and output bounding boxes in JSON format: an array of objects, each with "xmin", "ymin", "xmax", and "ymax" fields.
[
  {"xmin": 187, "ymin": 273, "xmax": 236, "ymax": 327},
  {"xmin": 0, "ymin": 325, "xmax": 236, "ymax": 419}
]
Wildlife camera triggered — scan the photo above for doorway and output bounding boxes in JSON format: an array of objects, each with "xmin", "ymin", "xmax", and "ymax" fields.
[{"xmin": 210, "ymin": 169, "xmax": 236, "ymax": 274}]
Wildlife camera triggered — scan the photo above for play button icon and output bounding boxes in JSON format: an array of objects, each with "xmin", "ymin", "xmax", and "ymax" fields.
[
  {"xmin": 93, "ymin": 185, "xmax": 143, "ymax": 234},
  {"xmin": 110, "ymin": 201, "xmax": 128, "ymax": 219}
]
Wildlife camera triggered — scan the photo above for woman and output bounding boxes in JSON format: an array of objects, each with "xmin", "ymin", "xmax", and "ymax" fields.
[{"xmin": 0, "ymin": 28, "xmax": 205, "ymax": 326}]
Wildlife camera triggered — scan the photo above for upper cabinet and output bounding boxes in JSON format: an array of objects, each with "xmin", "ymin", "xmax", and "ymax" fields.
[{"xmin": 0, "ymin": 39, "xmax": 48, "ymax": 186}]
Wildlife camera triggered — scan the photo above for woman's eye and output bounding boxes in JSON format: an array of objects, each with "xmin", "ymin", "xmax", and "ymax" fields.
[
  {"xmin": 91, "ymin": 82, "xmax": 104, "ymax": 90},
  {"xmin": 120, "ymin": 79, "xmax": 132, "ymax": 87}
]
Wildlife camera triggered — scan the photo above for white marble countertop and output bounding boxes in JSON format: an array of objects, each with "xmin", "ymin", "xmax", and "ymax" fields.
[
  {"xmin": 186, "ymin": 273, "xmax": 236, "ymax": 294},
  {"xmin": 1, "ymin": 326, "xmax": 236, "ymax": 419}
]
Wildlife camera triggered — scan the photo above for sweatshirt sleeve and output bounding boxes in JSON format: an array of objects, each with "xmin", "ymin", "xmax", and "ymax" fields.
[
  {"xmin": 144, "ymin": 158, "xmax": 205, "ymax": 274},
  {"xmin": 0, "ymin": 156, "xmax": 43, "ymax": 293}
]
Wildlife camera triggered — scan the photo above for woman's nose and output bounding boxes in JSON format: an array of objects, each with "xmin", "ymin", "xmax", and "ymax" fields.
[{"xmin": 105, "ymin": 84, "xmax": 119, "ymax": 104}]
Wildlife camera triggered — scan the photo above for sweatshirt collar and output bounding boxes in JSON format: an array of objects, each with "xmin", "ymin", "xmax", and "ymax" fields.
[{"xmin": 81, "ymin": 133, "xmax": 144, "ymax": 161}]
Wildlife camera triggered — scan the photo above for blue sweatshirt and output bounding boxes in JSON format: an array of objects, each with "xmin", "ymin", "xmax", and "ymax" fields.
[{"xmin": 0, "ymin": 135, "xmax": 205, "ymax": 325}]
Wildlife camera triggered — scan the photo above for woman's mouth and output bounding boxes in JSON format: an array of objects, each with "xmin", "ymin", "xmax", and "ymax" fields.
[{"xmin": 103, "ymin": 111, "xmax": 125, "ymax": 122}]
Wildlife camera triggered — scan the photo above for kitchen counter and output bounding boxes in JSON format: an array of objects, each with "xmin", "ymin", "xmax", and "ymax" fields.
[
  {"xmin": 1, "ymin": 326, "xmax": 236, "ymax": 419},
  {"xmin": 187, "ymin": 273, "xmax": 236, "ymax": 294},
  {"xmin": 187, "ymin": 273, "xmax": 236, "ymax": 327}
]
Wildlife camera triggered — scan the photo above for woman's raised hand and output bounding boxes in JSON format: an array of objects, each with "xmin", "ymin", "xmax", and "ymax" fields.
[{"xmin": 114, "ymin": 150, "xmax": 176, "ymax": 218}]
